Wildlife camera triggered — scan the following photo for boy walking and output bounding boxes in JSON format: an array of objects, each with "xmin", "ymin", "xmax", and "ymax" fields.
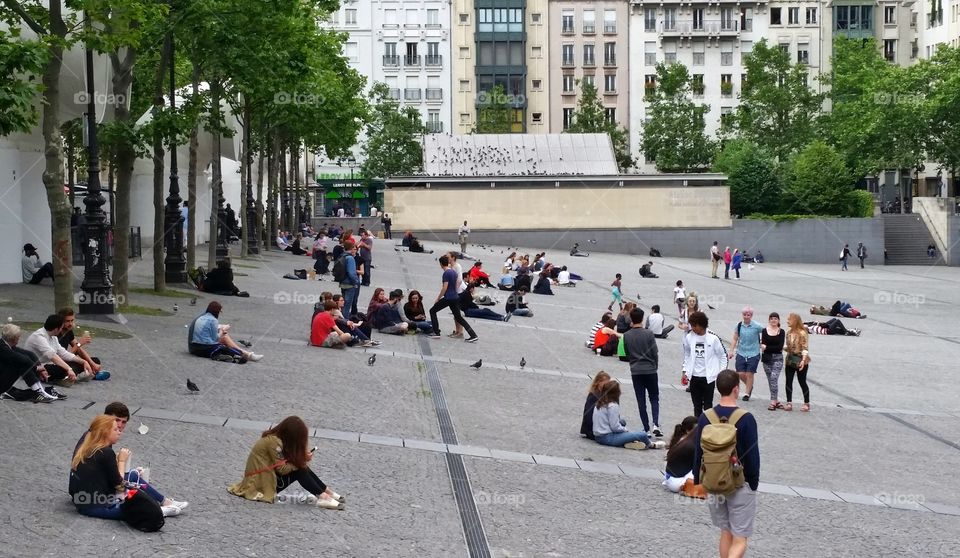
[{"xmin": 693, "ymin": 369, "xmax": 760, "ymax": 558}]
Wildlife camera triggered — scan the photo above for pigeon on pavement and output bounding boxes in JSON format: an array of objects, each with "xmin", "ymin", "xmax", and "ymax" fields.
[
  {"xmin": 186, "ymin": 379, "xmax": 199, "ymax": 393},
  {"xmin": 368, "ymin": 354, "xmax": 376, "ymax": 366},
  {"xmin": 470, "ymin": 359, "xmax": 482, "ymax": 370},
  {"xmin": 519, "ymin": 357, "xmax": 526, "ymax": 369}
]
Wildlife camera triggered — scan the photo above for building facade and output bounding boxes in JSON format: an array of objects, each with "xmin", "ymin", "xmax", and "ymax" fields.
[
  {"xmin": 451, "ymin": 0, "xmax": 550, "ymax": 134},
  {"xmin": 548, "ymin": 0, "xmax": 630, "ymax": 133}
]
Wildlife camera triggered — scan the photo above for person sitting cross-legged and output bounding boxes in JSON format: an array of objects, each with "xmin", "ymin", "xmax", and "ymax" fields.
[
  {"xmin": 0, "ymin": 323, "xmax": 62, "ymax": 403},
  {"xmin": 402, "ymin": 290, "xmax": 435, "ymax": 334},
  {"xmin": 467, "ymin": 262, "xmax": 493, "ymax": 288},
  {"xmin": 639, "ymin": 261, "xmax": 659, "ymax": 278},
  {"xmin": 375, "ymin": 289, "xmax": 431, "ymax": 334},
  {"xmin": 645, "ymin": 305, "xmax": 675, "ymax": 339},
  {"xmin": 200, "ymin": 258, "xmax": 249, "ymax": 297},
  {"xmin": 592, "ymin": 379, "xmax": 665, "ymax": 450},
  {"xmin": 187, "ymin": 301, "xmax": 263, "ymax": 362},
  {"xmin": 505, "ymin": 286, "xmax": 533, "ymax": 319},
  {"xmin": 310, "ymin": 300, "xmax": 356, "ymax": 349},
  {"xmin": 57, "ymin": 307, "xmax": 111, "ymax": 380}
]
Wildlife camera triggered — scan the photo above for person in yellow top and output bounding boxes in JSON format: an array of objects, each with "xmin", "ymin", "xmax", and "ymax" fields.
[{"xmin": 228, "ymin": 416, "xmax": 344, "ymax": 510}]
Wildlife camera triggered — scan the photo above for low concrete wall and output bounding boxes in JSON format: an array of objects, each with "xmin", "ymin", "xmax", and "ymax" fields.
[
  {"xmin": 914, "ymin": 197, "xmax": 958, "ymax": 265},
  {"xmin": 412, "ymin": 217, "xmax": 885, "ymax": 265}
]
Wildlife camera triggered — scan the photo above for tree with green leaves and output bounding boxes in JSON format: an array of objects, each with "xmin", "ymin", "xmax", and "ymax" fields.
[
  {"xmin": 567, "ymin": 80, "xmax": 634, "ymax": 172},
  {"xmin": 727, "ymin": 39, "xmax": 824, "ymax": 162},
  {"xmin": 927, "ymin": 45, "xmax": 960, "ymax": 193},
  {"xmin": 713, "ymin": 139, "xmax": 781, "ymax": 216},
  {"xmin": 360, "ymin": 82, "xmax": 424, "ymax": 178},
  {"xmin": 0, "ymin": 28, "xmax": 46, "ymax": 136},
  {"xmin": 639, "ymin": 63, "xmax": 714, "ymax": 173},
  {"xmin": 473, "ymin": 83, "xmax": 512, "ymax": 134},
  {"xmin": 782, "ymin": 140, "xmax": 857, "ymax": 216}
]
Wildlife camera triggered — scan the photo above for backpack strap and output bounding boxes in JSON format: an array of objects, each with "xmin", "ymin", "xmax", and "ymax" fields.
[
  {"xmin": 727, "ymin": 408, "xmax": 748, "ymax": 427},
  {"xmin": 703, "ymin": 408, "xmax": 720, "ymax": 425}
]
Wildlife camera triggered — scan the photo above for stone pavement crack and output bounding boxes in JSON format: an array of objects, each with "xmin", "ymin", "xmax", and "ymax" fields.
[{"xmin": 397, "ymin": 252, "xmax": 492, "ymax": 558}]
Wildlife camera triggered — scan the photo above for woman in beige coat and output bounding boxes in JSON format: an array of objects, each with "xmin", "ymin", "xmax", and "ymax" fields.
[{"xmin": 228, "ymin": 416, "xmax": 344, "ymax": 510}]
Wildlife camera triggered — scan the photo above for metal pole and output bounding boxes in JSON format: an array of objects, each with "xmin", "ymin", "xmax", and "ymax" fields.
[
  {"xmin": 79, "ymin": 13, "xmax": 115, "ymax": 314},
  {"xmin": 163, "ymin": 28, "xmax": 187, "ymax": 282},
  {"xmin": 244, "ymin": 100, "xmax": 259, "ymax": 254}
]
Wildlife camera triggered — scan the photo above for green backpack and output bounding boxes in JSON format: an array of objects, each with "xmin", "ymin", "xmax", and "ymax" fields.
[{"xmin": 699, "ymin": 408, "xmax": 747, "ymax": 495}]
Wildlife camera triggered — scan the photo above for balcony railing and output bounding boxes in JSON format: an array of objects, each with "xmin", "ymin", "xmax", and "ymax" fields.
[
  {"xmin": 383, "ymin": 55, "xmax": 400, "ymax": 66},
  {"xmin": 662, "ymin": 20, "xmax": 739, "ymax": 34},
  {"xmin": 387, "ymin": 88, "xmax": 401, "ymax": 100},
  {"xmin": 404, "ymin": 55, "xmax": 421, "ymax": 67},
  {"xmin": 583, "ymin": 56, "xmax": 596, "ymax": 66},
  {"xmin": 604, "ymin": 56, "xmax": 617, "ymax": 66},
  {"xmin": 562, "ymin": 23, "xmax": 574, "ymax": 33},
  {"xmin": 404, "ymin": 88, "xmax": 421, "ymax": 100},
  {"xmin": 425, "ymin": 54, "xmax": 443, "ymax": 66},
  {"xmin": 426, "ymin": 121, "xmax": 444, "ymax": 133},
  {"xmin": 425, "ymin": 88, "xmax": 443, "ymax": 100},
  {"xmin": 583, "ymin": 24, "xmax": 595, "ymax": 33},
  {"xmin": 604, "ymin": 24, "xmax": 617, "ymax": 33},
  {"xmin": 562, "ymin": 57, "xmax": 575, "ymax": 67}
]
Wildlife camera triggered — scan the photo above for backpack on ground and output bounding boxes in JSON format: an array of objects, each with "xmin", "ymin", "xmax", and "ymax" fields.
[
  {"xmin": 120, "ymin": 489, "xmax": 165, "ymax": 532},
  {"xmin": 699, "ymin": 408, "xmax": 747, "ymax": 495},
  {"xmin": 331, "ymin": 256, "xmax": 348, "ymax": 283}
]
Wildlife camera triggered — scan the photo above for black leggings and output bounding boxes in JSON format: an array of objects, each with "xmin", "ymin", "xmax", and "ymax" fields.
[
  {"xmin": 429, "ymin": 299, "xmax": 476, "ymax": 337},
  {"xmin": 276, "ymin": 467, "xmax": 327, "ymax": 496},
  {"xmin": 784, "ymin": 364, "xmax": 810, "ymax": 403}
]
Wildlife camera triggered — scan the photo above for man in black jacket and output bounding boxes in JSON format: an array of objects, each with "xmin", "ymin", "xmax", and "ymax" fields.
[{"xmin": 0, "ymin": 324, "xmax": 61, "ymax": 403}]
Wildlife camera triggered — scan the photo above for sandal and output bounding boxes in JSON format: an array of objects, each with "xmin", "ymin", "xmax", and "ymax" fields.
[
  {"xmin": 783, "ymin": 403, "xmax": 793, "ymax": 412},
  {"xmin": 775, "ymin": 401, "xmax": 784, "ymax": 409},
  {"xmin": 767, "ymin": 402, "xmax": 778, "ymax": 411},
  {"xmin": 801, "ymin": 403, "xmax": 810, "ymax": 412}
]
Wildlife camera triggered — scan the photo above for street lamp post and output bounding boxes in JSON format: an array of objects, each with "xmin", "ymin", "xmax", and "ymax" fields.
[
  {"xmin": 216, "ymin": 178, "xmax": 229, "ymax": 262},
  {"xmin": 79, "ymin": 14, "xmax": 115, "ymax": 315},
  {"xmin": 162, "ymin": 31, "xmax": 187, "ymax": 283}
]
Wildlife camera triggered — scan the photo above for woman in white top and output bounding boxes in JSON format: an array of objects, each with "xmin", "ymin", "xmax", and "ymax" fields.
[
  {"xmin": 674, "ymin": 280, "xmax": 687, "ymax": 317},
  {"xmin": 677, "ymin": 292, "xmax": 699, "ymax": 332}
]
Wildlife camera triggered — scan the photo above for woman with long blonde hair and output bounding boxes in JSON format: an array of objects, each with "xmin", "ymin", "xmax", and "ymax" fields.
[
  {"xmin": 783, "ymin": 313, "xmax": 811, "ymax": 412},
  {"xmin": 678, "ymin": 292, "xmax": 700, "ymax": 331}
]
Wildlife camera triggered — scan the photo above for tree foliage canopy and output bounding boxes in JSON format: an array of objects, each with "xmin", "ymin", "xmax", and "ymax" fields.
[{"xmin": 640, "ymin": 63, "xmax": 714, "ymax": 173}]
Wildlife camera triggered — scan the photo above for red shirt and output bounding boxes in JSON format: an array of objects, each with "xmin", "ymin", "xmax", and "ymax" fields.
[
  {"xmin": 310, "ymin": 312, "xmax": 337, "ymax": 346},
  {"xmin": 594, "ymin": 328, "xmax": 611, "ymax": 350},
  {"xmin": 469, "ymin": 267, "xmax": 489, "ymax": 281}
]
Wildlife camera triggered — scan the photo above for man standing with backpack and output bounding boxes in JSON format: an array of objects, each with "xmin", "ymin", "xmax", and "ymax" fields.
[
  {"xmin": 693, "ymin": 369, "xmax": 760, "ymax": 558},
  {"xmin": 334, "ymin": 240, "xmax": 361, "ymax": 320}
]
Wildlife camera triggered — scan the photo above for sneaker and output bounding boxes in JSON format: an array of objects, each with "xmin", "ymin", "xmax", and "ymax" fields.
[
  {"xmin": 652, "ymin": 426, "xmax": 663, "ymax": 438},
  {"xmin": 650, "ymin": 440, "xmax": 667, "ymax": 449},
  {"xmin": 161, "ymin": 505, "xmax": 181, "ymax": 517},
  {"xmin": 0, "ymin": 392, "xmax": 14, "ymax": 400},
  {"xmin": 447, "ymin": 332, "xmax": 463, "ymax": 338},
  {"xmin": 213, "ymin": 354, "xmax": 235, "ymax": 362},
  {"xmin": 76, "ymin": 371, "xmax": 93, "ymax": 382},
  {"xmin": 168, "ymin": 499, "xmax": 189, "ymax": 510},
  {"xmin": 624, "ymin": 441, "xmax": 648, "ymax": 450},
  {"xmin": 247, "ymin": 353, "xmax": 264, "ymax": 362},
  {"xmin": 32, "ymin": 390, "xmax": 58, "ymax": 404},
  {"xmin": 316, "ymin": 496, "xmax": 344, "ymax": 510},
  {"xmin": 46, "ymin": 387, "xmax": 67, "ymax": 400},
  {"xmin": 465, "ymin": 336, "xmax": 479, "ymax": 343},
  {"xmin": 360, "ymin": 340, "xmax": 376, "ymax": 348},
  {"xmin": 428, "ymin": 334, "xmax": 441, "ymax": 339},
  {"xmin": 742, "ymin": 394, "xmax": 751, "ymax": 401},
  {"xmin": 503, "ymin": 314, "xmax": 512, "ymax": 322},
  {"xmin": 93, "ymin": 371, "xmax": 111, "ymax": 381}
]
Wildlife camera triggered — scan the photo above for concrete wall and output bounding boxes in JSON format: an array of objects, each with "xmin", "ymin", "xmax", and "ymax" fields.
[
  {"xmin": 385, "ymin": 185, "xmax": 731, "ymax": 230},
  {"xmin": 914, "ymin": 196, "xmax": 958, "ymax": 265},
  {"xmin": 410, "ymin": 217, "xmax": 885, "ymax": 264}
]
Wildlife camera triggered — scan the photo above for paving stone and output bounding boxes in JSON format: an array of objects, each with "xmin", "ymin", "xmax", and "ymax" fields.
[
  {"xmin": 618, "ymin": 465, "xmax": 665, "ymax": 481},
  {"xmin": 52, "ymin": 397, "xmax": 96, "ymax": 410},
  {"xmin": 224, "ymin": 418, "xmax": 272, "ymax": 431},
  {"xmin": 918, "ymin": 502, "xmax": 960, "ymax": 516},
  {"xmin": 178, "ymin": 412, "xmax": 228, "ymax": 426},
  {"xmin": 488, "ymin": 449, "xmax": 535, "ymax": 463},
  {"xmin": 791, "ymin": 486, "xmax": 843, "ymax": 502},
  {"xmin": 359, "ymin": 433, "xmax": 404, "ymax": 447},
  {"xmin": 422, "ymin": 355, "xmax": 451, "ymax": 363},
  {"xmin": 403, "ymin": 438, "xmax": 448, "ymax": 453},
  {"xmin": 530, "ymin": 368, "xmax": 562, "ymax": 377},
  {"xmin": 576, "ymin": 460, "xmax": 622, "ymax": 475},
  {"xmin": 314, "ymin": 428, "xmax": 361, "ymax": 442},
  {"xmin": 278, "ymin": 337, "xmax": 307, "ymax": 346},
  {"xmin": 757, "ymin": 482, "xmax": 800, "ymax": 497},
  {"xmin": 532, "ymin": 454, "xmax": 580, "ymax": 469},
  {"xmin": 448, "ymin": 444, "xmax": 492, "ymax": 458},
  {"xmin": 834, "ymin": 491, "xmax": 885, "ymax": 506},
  {"xmin": 134, "ymin": 407, "xmax": 184, "ymax": 421}
]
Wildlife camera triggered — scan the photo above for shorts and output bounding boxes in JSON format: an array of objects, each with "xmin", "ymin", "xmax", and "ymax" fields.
[
  {"xmin": 321, "ymin": 331, "xmax": 346, "ymax": 349},
  {"xmin": 708, "ymin": 484, "xmax": 757, "ymax": 537},
  {"xmin": 735, "ymin": 354, "xmax": 760, "ymax": 373}
]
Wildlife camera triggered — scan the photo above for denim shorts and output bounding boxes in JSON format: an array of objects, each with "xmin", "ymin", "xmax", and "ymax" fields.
[{"xmin": 736, "ymin": 354, "xmax": 760, "ymax": 373}]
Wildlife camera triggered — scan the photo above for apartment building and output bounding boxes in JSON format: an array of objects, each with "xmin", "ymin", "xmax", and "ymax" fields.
[
  {"xmin": 451, "ymin": 0, "xmax": 550, "ymax": 133},
  {"xmin": 915, "ymin": 0, "xmax": 951, "ymax": 56},
  {"xmin": 628, "ymin": 0, "xmax": 769, "ymax": 172},
  {"xmin": 768, "ymin": 1, "xmax": 832, "ymax": 91},
  {"xmin": 548, "ymin": 1, "xmax": 630, "ymax": 134}
]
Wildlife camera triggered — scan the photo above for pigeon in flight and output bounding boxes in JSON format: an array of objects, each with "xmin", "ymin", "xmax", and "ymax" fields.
[
  {"xmin": 519, "ymin": 357, "xmax": 526, "ymax": 369},
  {"xmin": 707, "ymin": 304, "xmax": 716, "ymax": 310},
  {"xmin": 368, "ymin": 354, "xmax": 376, "ymax": 366},
  {"xmin": 186, "ymin": 379, "xmax": 199, "ymax": 393},
  {"xmin": 470, "ymin": 359, "xmax": 482, "ymax": 370}
]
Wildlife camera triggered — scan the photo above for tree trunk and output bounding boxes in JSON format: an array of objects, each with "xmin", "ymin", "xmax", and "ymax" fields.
[
  {"xmin": 40, "ymin": 1, "xmax": 73, "ymax": 310},
  {"xmin": 279, "ymin": 145, "xmax": 288, "ymax": 233},
  {"xmin": 186, "ymin": 63, "xmax": 200, "ymax": 270},
  {"xmin": 208, "ymin": 79, "xmax": 222, "ymax": 269},
  {"xmin": 110, "ymin": 49, "xmax": 136, "ymax": 304},
  {"xmin": 239, "ymin": 98, "xmax": 249, "ymax": 257},
  {"xmin": 256, "ymin": 147, "xmax": 265, "ymax": 249},
  {"xmin": 151, "ymin": 43, "xmax": 169, "ymax": 291},
  {"xmin": 267, "ymin": 134, "xmax": 277, "ymax": 249}
]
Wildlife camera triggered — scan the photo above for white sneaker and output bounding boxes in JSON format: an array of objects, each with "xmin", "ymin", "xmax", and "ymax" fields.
[
  {"xmin": 624, "ymin": 441, "xmax": 648, "ymax": 450},
  {"xmin": 651, "ymin": 440, "xmax": 666, "ymax": 449},
  {"xmin": 169, "ymin": 499, "xmax": 189, "ymax": 510},
  {"xmin": 652, "ymin": 426, "xmax": 663, "ymax": 438},
  {"xmin": 247, "ymin": 353, "xmax": 264, "ymax": 362},
  {"xmin": 161, "ymin": 505, "xmax": 181, "ymax": 517}
]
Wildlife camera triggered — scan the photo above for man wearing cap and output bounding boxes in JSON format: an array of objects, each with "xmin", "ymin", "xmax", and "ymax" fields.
[{"xmin": 22, "ymin": 244, "xmax": 54, "ymax": 285}]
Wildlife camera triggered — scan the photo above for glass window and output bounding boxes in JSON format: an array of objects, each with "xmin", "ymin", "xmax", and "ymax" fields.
[
  {"xmin": 562, "ymin": 10, "xmax": 574, "ymax": 32},
  {"xmin": 604, "ymin": 73, "xmax": 616, "ymax": 93},
  {"xmin": 583, "ymin": 44, "xmax": 595, "ymax": 65},
  {"xmin": 345, "ymin": 9, "xmax": 357, "ymax": 25},
  {"xmin": 510, "ymin": 43, "xmax": 524, "ymax": 65},
  {"xmin": 605, "ymin": 107, "xmax": 616, "ymax": 124},
  {"xmin": 836, "ymin": 6, "xmax": 848, "ymax": 29},
  {"xmin": 604, "ymin": 42, "xmax": 616, "ymax": 65},
  {"xmin": 583, "ymin": 10, "xmax": 595, "ymax": 33},
  {"xmin": 563, "ymin": 74, "xmax": 575, "ymax": 92},
  {"xmin": 798, "ymin": 44, "xmax": 809, "ymax": 64},
  {"xmin": 604, "ymin": 9, "xmax": 616, "ymax": 33},
  {"xmin": 770, "ymin": 7, "xmax": 782, "ymax": 25},
  {"xmin": 644, "ymin": 8, "xmax": 656, "ymax": 31},
  {"xmin": 562, "ymin": 44, "xmax": 574, "ymax": 65},
  {"xmin": 405, "ymin": 9, "xmax": 417, "ymax": 25},
  {"xmin": 806, "ymin": 7, "xmax": 817, "ymax": 24},
  {"xmin": 583, "ymin": 74, "xmax": 595, "ymax": 87},
  {"xmin": 884, "ymin": 6, "xmax": 895, "ymax": 24},
  {"xmin": 664, "ymin": 8, "xmax": 676, "ymax": 30},
  {"xmin": 788, "ymin": 7, "xmax": 799, "ymax": 24},
  {"xmin": 694, "ymin": 8, "xmax": 705, "ymax": 30},
  {"xmin": 563, "ymin": 108, "xmax": 575, "ymax": 130},
  {"xmin": 532, "ymin": 79, "xmax": 542, "ymax": 90},
  {"xmin": 478, "ymin": 9, "xmax": 491, "ymax": 31},
  {"xmin": 427, "ymin": 9, "xmax": 439, "ymax": 26}
]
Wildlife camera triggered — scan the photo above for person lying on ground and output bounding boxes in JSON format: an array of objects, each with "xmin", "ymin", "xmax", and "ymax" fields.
[
  {"xmin": 459, "ymin": 283, "xmax": 508, "ymax": 321},
  {"xmin": 639, "ymin": 261, "xmax": 659, "ymax": 278},
  {"xmin": 803, "ymin": 318, "xmax": 860, "ymax": 336}
]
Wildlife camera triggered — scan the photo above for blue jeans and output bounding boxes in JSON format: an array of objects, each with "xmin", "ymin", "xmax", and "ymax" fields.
[
  {"xmin": 465, "ymin": 308, "xmax": 505, "ymax": 321},
  {"xmin": 595, "ymin": 430, "xmax": 651, "ymax": 448},
  {"xmin": 124, "ymin": 472, "xmax": 164, "ymax": 503},
  {"xmin": 77, "ymin": 502, "xmax": 124, "ymax": 520},
  {"xmin": 341, "ymin": 286, "xmax": 358, "ymax": 318},
  {"xmin": 631, "ymin": 373, "xmax": 660, "ymax": 432},
  {"xmin": 411, "ymin": 320, "xmax": 433, "ymax": 333},
  {"xmin": 511, "ymin": 308, "xmax": 532, "ymax": 317}
]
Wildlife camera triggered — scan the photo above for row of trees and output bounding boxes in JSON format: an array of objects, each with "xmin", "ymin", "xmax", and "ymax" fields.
[
  {"xmin": 1, "ymin": 0, "xmax": 369, "ymax": 310},
  {"xmin": 641, "ymin": 38, "xmax": 960, "ymax": 217}
]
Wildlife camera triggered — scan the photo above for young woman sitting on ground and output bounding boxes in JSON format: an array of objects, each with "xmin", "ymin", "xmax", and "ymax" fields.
[
  {"xmin": 615, "ymin": 302, "xmax": 637, "ymax": 334},
  {"xmin": 228, "ymin": 416, "xmax": 344, "ymax": 510},
  {"xmin": 593, "ymin": 317, "xmax": 622, "ymax": 356},
  {"xmin": 403, "ymin": 290, "xmax": 434, "ymax": 332},
  {"xmin": 592, "ymin": 379, "xmax": 665, "ymax": 450},
  {"xmin": 662, "ymin": 416, "xmax": 701, "ymax": 494},
  {"xmin": 580, "ymin": 371, "xmax": 611, "ymax": 440},
  {"xmin": 533, "ymin": 266, "xmax": 555, "ymax": 295}
]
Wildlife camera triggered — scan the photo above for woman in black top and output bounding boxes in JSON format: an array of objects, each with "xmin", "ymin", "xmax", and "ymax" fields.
[
  {"xmin": 69, "ymin": 415, "xmax": 125, "ymax": 519},
  {"xmin": 580, "ymin": 371, "xmax": 611, "ymax": 439},
  {"xmin": 533, "ymin": 266, "xmax": 554, "ymax": 295},
  {"xmin": 459, "ymin": 284, "xmax": 507, "ymax": 321},
  {"xmin": 403, "ymin": 290, "xmax": 433, "ymax": 332},
  {"xmin": 663, "ymin": 415, "xmax": 698, "ymax": 492},
  {"xmin": 761, "ymin": 312, "xmax": 786, "ymax": 411}
]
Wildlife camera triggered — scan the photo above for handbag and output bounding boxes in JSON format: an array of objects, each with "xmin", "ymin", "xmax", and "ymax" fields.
[
  {"xmin": 121, "ymin": 489, "xmax": 165, "ymax": 532},
  {"xmin": 785, "ymin": 353, "xmax": 803, "ymax": 368}
]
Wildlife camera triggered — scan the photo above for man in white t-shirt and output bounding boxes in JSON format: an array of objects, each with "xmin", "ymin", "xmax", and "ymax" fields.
[
  {"xmin": 645, "ymin": 305, "xmax": 674, "ymax": 339},
  {"xmin": 447, "ymin": 252, "xmax": 466, "ymax": 294},
  {"xmin": 556, "ymin": 266, "xmax": 575, "ymax": 286}
]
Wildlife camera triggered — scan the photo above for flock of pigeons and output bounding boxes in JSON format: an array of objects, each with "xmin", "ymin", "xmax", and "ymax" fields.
[{"xmin": 424, "ymin": 136, "xmax": 594, "ymax": 177}]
